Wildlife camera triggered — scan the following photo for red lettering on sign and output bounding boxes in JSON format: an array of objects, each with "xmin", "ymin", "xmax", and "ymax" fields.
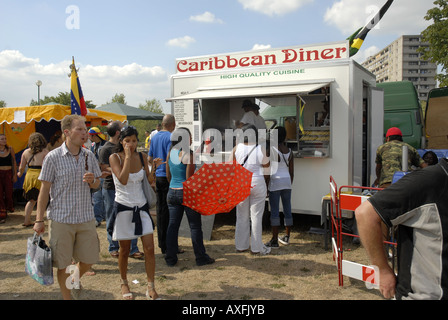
[{"xmin": 175, "ymin": 45, "xmax": 348, "ymax": 73}]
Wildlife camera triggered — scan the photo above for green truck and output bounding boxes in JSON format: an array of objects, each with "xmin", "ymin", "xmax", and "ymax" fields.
[
  {"xmin": 377, "ymin": 81, "xmax": 425, "ymax": 149},
  {"xmin": 261, "ymin": 81, "xmax": 426, "ymax": 149}
]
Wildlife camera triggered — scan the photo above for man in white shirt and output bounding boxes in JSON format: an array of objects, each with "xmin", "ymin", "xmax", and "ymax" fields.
[{"xmin": 237, "ymin": 100, "xmax": 266, "ymax": 130}]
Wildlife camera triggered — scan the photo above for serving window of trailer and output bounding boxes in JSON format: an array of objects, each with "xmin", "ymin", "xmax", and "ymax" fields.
[
  {"xmin": 169, "ymin": 81, "xmax": 332, "ymax": 158},
  {"xmin": 259, "ymin": 85, "xmax": 331, "ymax": 158}
]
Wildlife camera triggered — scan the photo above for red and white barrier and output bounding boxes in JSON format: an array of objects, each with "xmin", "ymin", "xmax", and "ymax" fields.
[{"xmin": 329, "ymin": 176, "xmax": 390, "ymax": 287}]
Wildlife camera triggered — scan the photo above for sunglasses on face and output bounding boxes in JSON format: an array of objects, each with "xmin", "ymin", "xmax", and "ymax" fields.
[{"xmin": 121, "ymin": 125, "xmax": 137, "ymax": 132}]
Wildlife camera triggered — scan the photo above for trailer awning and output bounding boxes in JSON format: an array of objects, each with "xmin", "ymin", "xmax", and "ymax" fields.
[{"xmin": 166, "ymin": 80, "xmax": 333, "ymax": 101}]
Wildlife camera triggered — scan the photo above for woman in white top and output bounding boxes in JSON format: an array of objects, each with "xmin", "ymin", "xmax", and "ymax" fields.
[
  {"xmin": 109, "ymin": 126, "xmax": 159, "ymax": 300},
  {"xmin": 265, "ymin": 126, "xmax": 294, "ymax": 248},
  {"xmin": 232, "ymin": 124, "xmax": 270, "ymax": 255}
]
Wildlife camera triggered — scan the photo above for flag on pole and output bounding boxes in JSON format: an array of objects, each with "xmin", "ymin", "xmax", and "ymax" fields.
[
  {"xmin": 297, "ymin": 96, "xmax": 306, "ymax": 134},
  {"xmin": 348, "ymin": 0, "xmax": 394, "ymax": 57},
  {"xmin": 70, "ymin": 57, "xmax": 87, "ymax": 116}
]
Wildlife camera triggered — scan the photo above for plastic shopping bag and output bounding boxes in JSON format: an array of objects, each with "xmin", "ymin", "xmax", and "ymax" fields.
[{"xmin": 25, "ymin": 233, "xmax": 53, "ymax": 285}]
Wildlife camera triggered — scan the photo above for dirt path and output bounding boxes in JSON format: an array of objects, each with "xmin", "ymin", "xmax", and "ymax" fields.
[{"xmin": 0, "ymin": 206, "xmax": 382, "ymax": 300}]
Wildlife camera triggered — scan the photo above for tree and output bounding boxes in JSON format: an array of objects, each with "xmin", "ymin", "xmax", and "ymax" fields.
[
  {"xmin": 30, "ymin": 91, "xmax": 96, "ymax": 108},
  {"xmin": 104, "ymin": 93, "xmax": 126, "ymax": 105},
  {"xmin": 0, "ymin": 100, "xmax": 6, "ymax": 108},
  {"xmin": 418, "ymin": 0, "xmax": 448, "ymax": 86},
  {"xmin": 138, "ymin": 98, "xmax": 163, "ymax": 114},
  {"xmin": 131, "ymin": 98, "xmax": 164, "ymax": 144}
]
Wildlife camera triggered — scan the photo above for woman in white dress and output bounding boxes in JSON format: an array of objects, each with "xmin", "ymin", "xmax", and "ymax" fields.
[{"xmin": 109, "ymin": 126, "xmax": 159, "ymax": 300}]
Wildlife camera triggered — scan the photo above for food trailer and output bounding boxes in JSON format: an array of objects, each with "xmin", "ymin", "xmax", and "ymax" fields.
[{"xmin": 167, "ymin": 41, "xmax": 384, "ymax": 216}]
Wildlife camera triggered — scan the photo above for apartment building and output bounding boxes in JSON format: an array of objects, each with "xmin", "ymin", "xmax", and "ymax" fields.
[{"xmin": 361, "ymin": 35, "xmax": 437, "ymax": 100}]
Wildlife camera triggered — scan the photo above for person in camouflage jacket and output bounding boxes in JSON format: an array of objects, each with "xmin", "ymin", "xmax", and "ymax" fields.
[{"xmin": 375, "ymin": 127, "xmax": 427, "ymax": 188}]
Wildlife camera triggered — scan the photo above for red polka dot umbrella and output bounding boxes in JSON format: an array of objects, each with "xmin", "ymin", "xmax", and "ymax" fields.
[{"xmin": 182, "ymin": 161, "xmax": 253, "ymax": 215}]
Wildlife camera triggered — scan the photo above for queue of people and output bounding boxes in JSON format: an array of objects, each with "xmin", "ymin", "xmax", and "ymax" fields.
[
  {"xmin": 6, "ymin": 113, "xmax": 292, "ymax": 300},
  {"xmin": 2, "ymin": 114, "xmax": 448, "ymax": 301}
]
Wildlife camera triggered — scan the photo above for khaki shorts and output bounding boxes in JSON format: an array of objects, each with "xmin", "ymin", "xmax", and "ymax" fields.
[{"xmin": 49, "ymin": 220, "xmax": 100, "ymax": 269}]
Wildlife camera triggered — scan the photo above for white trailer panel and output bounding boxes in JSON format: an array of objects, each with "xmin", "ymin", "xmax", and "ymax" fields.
[{"xmin": 167, "ymin": 41, "xmax": 383, "ymax": 216}]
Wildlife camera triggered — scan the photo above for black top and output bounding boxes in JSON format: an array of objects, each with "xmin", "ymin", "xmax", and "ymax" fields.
[
  {"xmin": 98, "ymin": 141, "xmax": 117, "ymax": 190},
  {"xmin": 369, "ymin": 159, "xmax": 448, "ymax": 300}
]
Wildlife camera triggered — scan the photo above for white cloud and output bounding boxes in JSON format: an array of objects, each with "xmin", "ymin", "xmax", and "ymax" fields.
[
  {"xmin": 238, "ymin": 0, "xmax": 313, "ymax": 16},
  {"xmin": 0, "ymin": 50, "xmax": 38, "ymax": 69},
  {"xmin": 0, "ymin": 50, "xmax": 67, "ymax": 76},
  {"xmin": 0, "ymin": 50, "xmax": 171, "ymax": 112},
  {"xmin": 166, "ymin": 36, "xmax": 196, "ymax": 48},
  {"xmin": 324, "ymin": 0, "xmax": 433, "ymax": 36},
  {"xmin": 351, "ymin": 45, "xmax": 380, "ymax": 64},
  {"xmin": 190, "ymin": 12, "xmax": 223, "ymax": 24}
]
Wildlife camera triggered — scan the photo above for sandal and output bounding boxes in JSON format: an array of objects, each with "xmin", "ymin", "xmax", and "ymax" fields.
[
  {"xmin": 146, "ymin": 282, "xmax": 161, "ymax": 300},
  {"xmin": 120, "ymin": 279, "xmax": 133, "ymax": 300},
  {"xmin": 110, "ymin": 251, "xmax": 119, "ymax": 258},
  {"xmin": 85, "ymin": 268, "xmax": 96, "ymax": 276},
  {"xmin": 129, "ymin": 251, "xmax": 144, "ymax": 259}
]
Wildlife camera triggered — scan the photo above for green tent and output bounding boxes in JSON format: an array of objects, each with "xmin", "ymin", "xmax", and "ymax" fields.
[{"xmin": 96, "ymin": 102, "xmax": 164, "ymax": 121}]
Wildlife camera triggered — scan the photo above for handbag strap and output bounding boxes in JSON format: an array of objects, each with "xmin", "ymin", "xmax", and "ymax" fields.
[
  {"xmin": 139, "ymin": 152, "xmax": 153, "ymax": 177},
  {"xmin": 241, "ymin": 145, "xmax": 257, "ymax": 167},
  {"xmin": 280, "ymin": 148, "xmax": 292, "ymax": 167},
  {"xmin": 138, "ymin": 152, "xmax": 144, "ymax": 167},
  {"xmin": 138, "ymin": 152, "xmax": 148, "ymax": 173}
]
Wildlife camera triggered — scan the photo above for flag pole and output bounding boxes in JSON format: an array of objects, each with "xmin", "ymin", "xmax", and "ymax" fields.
[{"xmin": 348, "ymin": 0, "xmax": 394, "ymax": 57}]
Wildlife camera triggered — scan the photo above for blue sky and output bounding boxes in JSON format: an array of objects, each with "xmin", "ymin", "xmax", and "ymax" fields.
[{"xmin": 0, "ymin": 0, "xmax": 435, "ymax": 113}]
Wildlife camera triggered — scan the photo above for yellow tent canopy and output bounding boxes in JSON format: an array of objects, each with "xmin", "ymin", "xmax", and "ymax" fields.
[
  {"xmin": 0, "ymin": 104, "xmax": 127, "ymax": 155},
  {"xmin": 0, "ymin": 104, "xmax": 127, "ymax": 126}
]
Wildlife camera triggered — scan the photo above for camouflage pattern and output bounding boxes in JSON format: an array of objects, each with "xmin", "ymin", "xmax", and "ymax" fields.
[{"xmin": 376, "ymin": 140, "xmax": 425, "ymax": 186}]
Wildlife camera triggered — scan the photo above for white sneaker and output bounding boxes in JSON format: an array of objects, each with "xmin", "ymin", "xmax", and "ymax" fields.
[{"xmin": 278, "ymin": 235, "xmax": 290, "ymax": 245}]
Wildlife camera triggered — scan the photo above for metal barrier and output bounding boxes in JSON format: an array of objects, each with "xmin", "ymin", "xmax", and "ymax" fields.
[{"xmin": 329, "ymin": 176, "xmax": 396, "ymax": 287}]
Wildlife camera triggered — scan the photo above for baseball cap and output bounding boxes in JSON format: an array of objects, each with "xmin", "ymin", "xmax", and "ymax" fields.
[
  {"xmin": 386, "ymin": 127, "xmax": 402, "ymax": 137},
  {"xmin": 88, "ymin": 127, "xmax": 106, "ymax": 140}
]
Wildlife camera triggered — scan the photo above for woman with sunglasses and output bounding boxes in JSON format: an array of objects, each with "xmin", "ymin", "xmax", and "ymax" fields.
[{"xmin": 109, "ymin": 126, "xmax": 160, "ymax": 300}]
